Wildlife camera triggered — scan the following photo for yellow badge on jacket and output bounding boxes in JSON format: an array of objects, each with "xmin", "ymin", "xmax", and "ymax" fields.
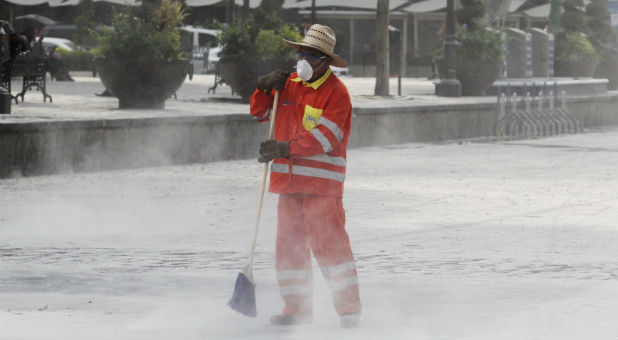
[{"xmin": 302, "ymin": 105, "xmax": 323, "ymax": 131}]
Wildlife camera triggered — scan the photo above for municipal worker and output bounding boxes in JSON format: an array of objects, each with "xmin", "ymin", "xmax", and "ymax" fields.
[{"xmin": 249, "ymin": 24, "xmax": 361, "ymax": 328}]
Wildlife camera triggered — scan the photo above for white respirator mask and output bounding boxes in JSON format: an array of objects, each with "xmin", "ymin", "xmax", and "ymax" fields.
[{"xmin": 296, "ymin": 59, "xmax": 313, "ymax": 81}]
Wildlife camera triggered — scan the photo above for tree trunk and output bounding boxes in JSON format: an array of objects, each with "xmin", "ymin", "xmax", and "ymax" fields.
[
  {"xmin": 242, "ymin": 0, "xmax": 250, "ymax": 22},
  {"xmin": 549, "ymin": 0, "xmax": 564, "ymax": 33},
  {"xmin": 374, "ymin": 0, "xmax": 390, "ymax": 96},
  {"xmin": 311, "ymin": 0, "xmax": 316, "ymax": 24},
  {"xmin": 227, "ymin": 0, "xmax": 236, "ymax": 25}
]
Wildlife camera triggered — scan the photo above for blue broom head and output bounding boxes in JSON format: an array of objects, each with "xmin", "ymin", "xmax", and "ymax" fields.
[{"xmin": 228, "ymin": 272, "xmax": 256, "ymax": 317}]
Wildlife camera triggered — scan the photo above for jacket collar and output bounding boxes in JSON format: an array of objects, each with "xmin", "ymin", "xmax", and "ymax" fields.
[{"xmin": 291, "ymin": 68, "xmax": 332, "ymax": 90}]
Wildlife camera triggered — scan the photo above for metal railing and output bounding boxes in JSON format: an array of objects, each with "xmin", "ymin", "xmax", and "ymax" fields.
[{"xmin": 493, "ymin": 82, "xmax": 582, "ymax": 139}]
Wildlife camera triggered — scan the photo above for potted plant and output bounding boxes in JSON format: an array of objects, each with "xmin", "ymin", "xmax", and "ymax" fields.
[
  {"xmin": 92, "ymin": 0, "xmax": 189, "ymax": 109},
  {"xmin": 586, "ymin": 0, "xmax": 618, "ymax": 89},
  {"xmin": 434, "ymin": 0, "xmax": 504, "ymax": 96},
  {"xmin": 554, "ymin": 32, "xmax": 597, "ymax": 77},
  {"xmin": 216, "ymin": 0, "xmax": 301, "ymax": 102},
  {"xmin": 453, "ymin": 25, "xmax": 504, "ymax": 96},
  {"xmin": 554, "ymin": 0, "xmax": 598, "ymax": 77},
  {"xmin": 593, "ymin": 46, "xmax": 618, "ymax": 89}
]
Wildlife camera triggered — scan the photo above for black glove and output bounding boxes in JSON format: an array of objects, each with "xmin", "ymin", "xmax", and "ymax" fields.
[
  {"xmin": 258, "ymin": 140, "xmax": 290, "ymax": 163},
  {"xmin": 256, "ymin": 70, "xmax": 290, "ymax": 93}
]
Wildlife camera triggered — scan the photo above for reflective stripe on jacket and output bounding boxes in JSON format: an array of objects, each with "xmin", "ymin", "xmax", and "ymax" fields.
[{"xmin": 250, "ymin": 69, "xmax": 352, "ymax": 197}]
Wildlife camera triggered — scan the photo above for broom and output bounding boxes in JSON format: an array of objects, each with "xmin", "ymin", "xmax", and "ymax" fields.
[{"xmin": 228, "ymin": 90, "xmax": 280, "ymax": 317}]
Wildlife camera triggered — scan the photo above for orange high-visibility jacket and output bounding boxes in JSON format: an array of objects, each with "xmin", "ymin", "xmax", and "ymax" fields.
[{"xmin": 250, "ymin": 69, "xmax": 351, "ymax": 197}]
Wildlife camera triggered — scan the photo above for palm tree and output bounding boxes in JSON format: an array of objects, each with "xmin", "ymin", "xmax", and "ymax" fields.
[{"xmin": 374, "ymin": 0, "xmax": 389, "ymax": 96}]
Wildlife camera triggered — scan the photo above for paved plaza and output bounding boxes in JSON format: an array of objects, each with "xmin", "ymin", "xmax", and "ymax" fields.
[
  {"xmin": 0, "ymin": 71, "xmax": 497, "ymax": 123},
  {"xmin": 0, "ymin": 125, "xmax": 616, "ymax": 339}
]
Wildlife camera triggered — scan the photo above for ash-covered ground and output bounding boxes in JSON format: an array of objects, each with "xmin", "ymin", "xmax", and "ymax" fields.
[{"xmin": 1, "ymin": 129, "xmax": 617, "ymax": 339}]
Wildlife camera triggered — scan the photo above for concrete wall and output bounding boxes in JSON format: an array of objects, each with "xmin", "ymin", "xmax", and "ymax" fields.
[
  {"xmin": 567, "ymin": 94, "xmax": 618, "ymax": 127},
  {"xmin": 0, "ymin": 116, "xmax": 268, "ymax": 177},
  {"xmin": 350, "ymin": 102, "xmax": 496, "ymax": 147},
  {"xmin": 1, "ymin": 94, "xmax": 616, "ymax": 178}
]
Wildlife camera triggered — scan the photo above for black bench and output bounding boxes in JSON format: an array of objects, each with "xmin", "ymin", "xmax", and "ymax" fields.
[
  {"xmin": 0, "ymin": 40, "xmax": 52, "ymax": 104},
  {"xmin": 208, "ymin": 62, "xmax": 233, "ymax": 95}
]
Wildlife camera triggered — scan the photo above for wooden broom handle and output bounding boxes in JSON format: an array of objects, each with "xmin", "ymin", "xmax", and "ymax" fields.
[{"xmin": 249, "ymin": 90, "xmax": 280, "ymax": 265}]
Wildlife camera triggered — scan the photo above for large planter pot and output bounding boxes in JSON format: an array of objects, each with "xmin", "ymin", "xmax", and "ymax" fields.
[
  {"xmin": 95, "ymin": 57, "xmax": 188, "ymax": 109},
  {"xmin": 437, "ymin": 57, "xmax": 502, "ymax": 96},
  {"xmin": 217, "ymin": 58, "xmax": 294, "ymax": 103},
  {"xmin": 594, "ymin": 51, "xmax": 618, "ymax": 90},
  {"xmin": 456, "ymin": 58, "xmax": 502, "ymax": 96}
]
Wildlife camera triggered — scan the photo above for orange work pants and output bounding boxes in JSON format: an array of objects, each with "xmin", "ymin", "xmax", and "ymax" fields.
[{"xmin": 276, "ymin": 193, "xmax": 361, "ymax": 317}]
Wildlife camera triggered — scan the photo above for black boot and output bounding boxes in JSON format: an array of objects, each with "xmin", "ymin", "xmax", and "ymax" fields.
[{"xmin": 270, "ymin": 314, "xmax": 312, "ymax": 325}]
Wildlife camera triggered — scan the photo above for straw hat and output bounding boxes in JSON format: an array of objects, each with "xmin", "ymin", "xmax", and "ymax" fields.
[{"xmin": 283, "ymin": 24, "xmax": 348, "ymax": 68}]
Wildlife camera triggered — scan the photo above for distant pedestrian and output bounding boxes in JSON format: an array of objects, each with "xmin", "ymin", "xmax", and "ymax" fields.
[
  {"xmin": 0, "ymin": 22, "xmax": 8, "ymax": 65},
  {"xmin": 23, "ymin": 26, "xmax": 38, "ymax": 47},
  {"xmin": 300, "ymin": 18, "xmax": 311, "ymax": 37},
  {"xmin": 2, "ymin": 22, "xmax": 29, "ymax": 63}
]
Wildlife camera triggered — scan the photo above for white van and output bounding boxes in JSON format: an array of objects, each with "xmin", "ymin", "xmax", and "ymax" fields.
[{"xmin": 180, "ymin": 25, "xmax": 220, "ymax": 73}]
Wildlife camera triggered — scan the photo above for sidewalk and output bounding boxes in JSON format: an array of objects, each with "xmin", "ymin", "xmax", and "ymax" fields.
[
  {"xmin": 0, "ymin": 72, "xmax": 495, "ymax": 123},
  {"xmin": 1, "ymin": 71, "xmax": 617, "ymax": 179}
]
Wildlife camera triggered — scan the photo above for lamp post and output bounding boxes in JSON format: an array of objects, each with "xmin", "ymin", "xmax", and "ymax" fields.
[
  {"xmin": 435, "ymin": 0, "xmax": 461, "ymax": 97},
  {"xmin": 227, "ymin": 0, "xmax": 236, "ymax": 25},
  {"xmin": 549, "ymin": 0, "xmax": 564, "ymax": 34},
  {"xmin": 311, "ymin": 0, "xmax": 316, "ymax": 24}
]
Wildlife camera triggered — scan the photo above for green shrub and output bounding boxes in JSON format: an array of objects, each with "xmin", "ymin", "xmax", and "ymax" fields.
[
  {"xmin": 74, "ymin": 0, "xmax": 98, "ymax": 48},
  {"xmin": 433, "ymin": 0, "xmax": 503, "ymax": 63},
  {"xmin": 457, "ymin": 26, "xmax": 504, "ymax": 61},
  {"xmin": 216, "ymin": 0, "xmax": 302, "ymax": 101},
  {"xmin": 217, "ymin": 23, "xmax": 253, "ymax": 59},
  {"xmin": 92, "ymin": 0, "xmax": 187, "ymax": 62},
  {"xmin": 555, "ymin": 32, "xmax": 596, "ymax": 64},
  {"xmin": 585, "ymin": 0, "xmax": 617, "ymax": 50},
  {"xmin": 432, "ymin": 25, "xmax": 503, "ymax": 63},
  {"xmin": 254, "ymin": 26, "xmax": 300, "ymax": 61},
  {"xmin": 218, "ymin": 0, "xmax": 301, "ymax": 65},
  {"xmin": 56, "ymin": 48, "xmax": 95, "ymax": 71},
  {"xmin": 594, "ymin": 48, "xmax": 618, "ymax": 89},
  {"xmin": 432, "ymin": 0, "xmax": 503, "ymax": 95},
  {"xmin": 456, "ymin": 0, "xmax": 486, "ymax": 30},
  {"xmin": 561, "ymin": 0, "xmax": 586, "ymax": 33}
]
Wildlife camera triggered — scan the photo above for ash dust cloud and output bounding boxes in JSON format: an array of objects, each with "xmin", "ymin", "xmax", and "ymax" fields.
[
  {"xmin": 1, "ymin": 23, "xmax": 617, "ymax": 338},
  {"xmin": 2, "ymin": 129, "xmax": 618, "ymax": 339}
]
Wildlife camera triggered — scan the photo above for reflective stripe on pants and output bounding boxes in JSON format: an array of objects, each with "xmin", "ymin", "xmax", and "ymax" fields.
[{"xmin": 276, "ymin": 193, "xmax": 361, "ymax": 316}]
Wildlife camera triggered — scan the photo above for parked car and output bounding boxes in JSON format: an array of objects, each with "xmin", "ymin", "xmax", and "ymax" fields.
[
  {"xmin": 180, "ymin": 25, "xmax": 221, "ymax": 74},
  {"xmin": 180, "ymin": 25, "xmax": 219, "ymax": 49},
  {"xmin": 330, "ymin": 65, "xmax": 351, "ymax": 76},
  {"xmin": 40, "ymin": 37, "xmax": 74, "ymax": 53},
  {"xmin": 40, "ymin": 24, "xmax": 78, "ymax": 41},
  {"xmin": 206, "ymin": 45, "xmax": 222, "ymax": 73}
]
